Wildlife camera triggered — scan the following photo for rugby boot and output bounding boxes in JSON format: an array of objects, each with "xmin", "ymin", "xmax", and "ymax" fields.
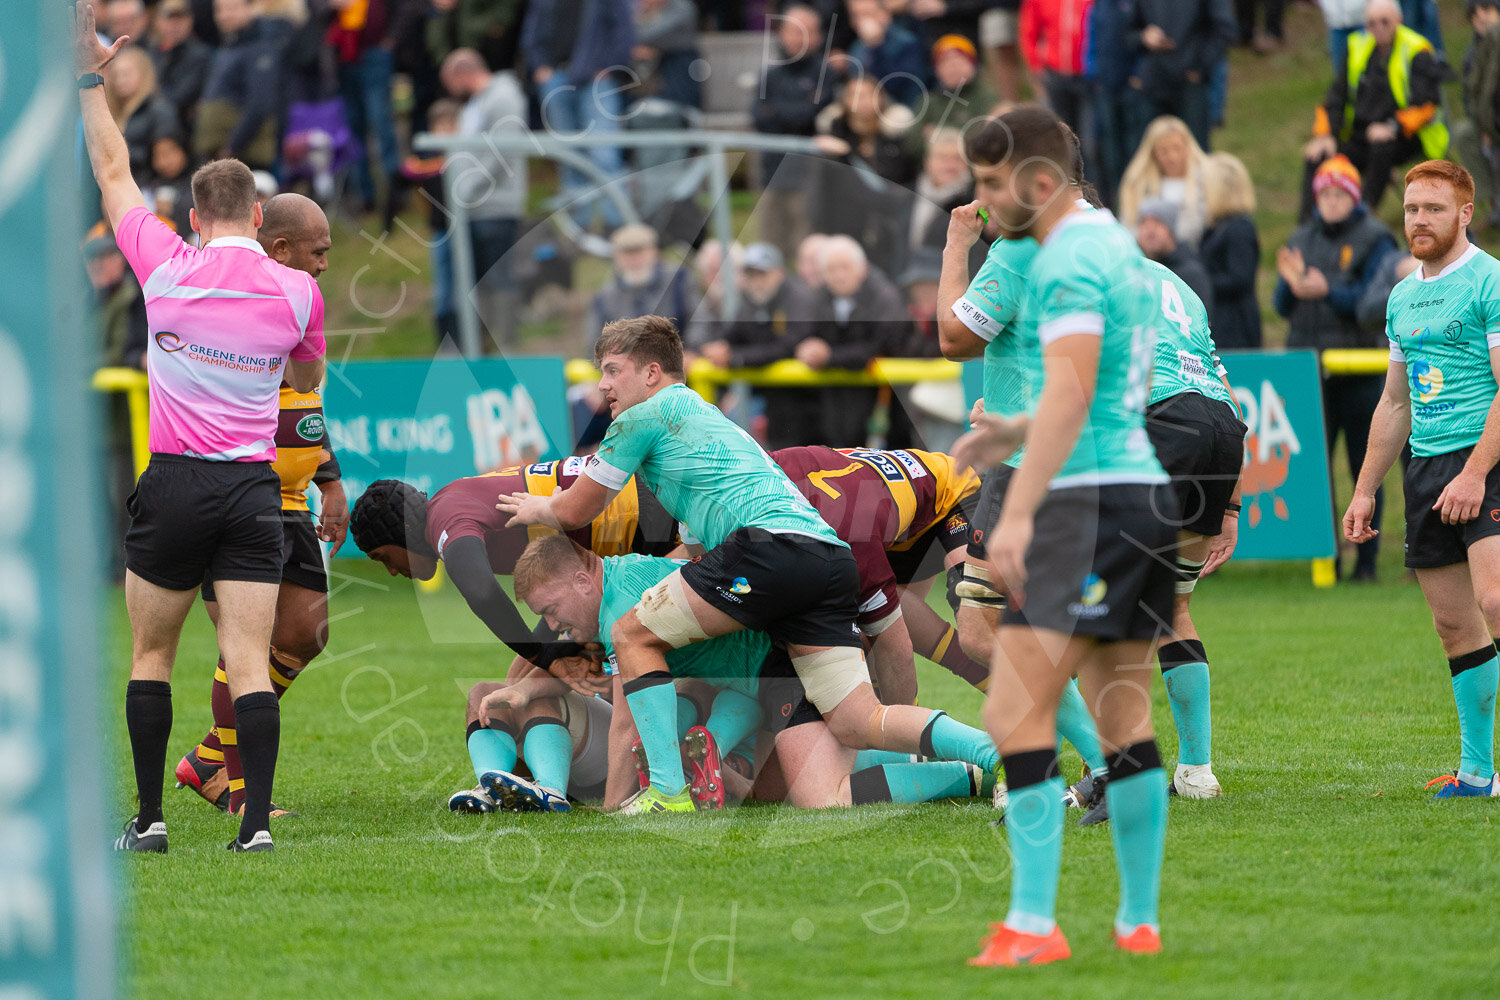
[
  {"xmin": 967, "ymin": 923, "xmax": 1071, "ymax": 967},
  {"xmin": 175, "ymin": 749, "xmax": 230, "ymax": 812},
  {"xmin": 114, "ymin": 816, "xmax": 167, "ymax": 854},
  {"xmin": 681, "ymin": 726, "xmax": 725, "ymax": 810},
  {"xmin": 617, "ymin": 785, "xmax": 696, "ymax": 815}
]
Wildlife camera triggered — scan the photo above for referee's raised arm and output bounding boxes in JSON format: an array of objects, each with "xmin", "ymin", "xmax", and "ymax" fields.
[{"xmin": 74, "ymin": 1, "xmax": 146, "ymax": 230}]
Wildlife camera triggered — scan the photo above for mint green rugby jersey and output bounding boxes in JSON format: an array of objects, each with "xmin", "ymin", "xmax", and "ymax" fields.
[
  {"xmin": 599, "ymin": 554, "xmax": 769, "ymax": 698},
  {"xmin": 1024, "ymin": 211, "xmax": 1167, "ymax": 487},
  {"xmin": 586, "ymin": 383, "xmax": 842, "ymax": 550},
  {"xmin": 952, "ymin": 236, "xmax": 1041, "ymax": 469},
  {"xmin": 1387, "ymin": 245, "xmax": 1500, "ymax": 457},
  {"xmin": 1143, "ymin": 259, "xmax": 1233, "ymax": 407}
]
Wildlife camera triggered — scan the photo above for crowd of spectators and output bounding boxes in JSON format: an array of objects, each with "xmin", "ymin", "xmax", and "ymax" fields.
[{"xmin": 85, "ymin": 0, "xmax": 1497, "ymax": 501}]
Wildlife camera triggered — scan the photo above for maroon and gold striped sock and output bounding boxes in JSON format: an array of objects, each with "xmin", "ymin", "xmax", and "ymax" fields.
[
  {"xmin": 189, "ymin": 659, "xmax": 231, "ymax": 768},
  {"xmin": 922, "ymin": 624, "xmax": 990, "ymax": 691}
]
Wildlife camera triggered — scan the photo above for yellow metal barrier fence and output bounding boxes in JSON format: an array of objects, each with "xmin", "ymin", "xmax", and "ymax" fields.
[
  {"xmin": 564, "ymin": 357, "xmax": 964, "ymax": 399},
  {"xmin": 93, "ymin": 366, "xmax": 150, "ymax": 479},
  {"xmin": 97, "ymin": 349, "xmax": 1398, "ymax": 585}
]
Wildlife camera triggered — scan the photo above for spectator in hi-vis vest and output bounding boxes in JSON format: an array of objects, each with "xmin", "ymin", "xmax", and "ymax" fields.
[{"xmin": 1301, "ymin": 0, "xmax": 1449, "ymax": 217}]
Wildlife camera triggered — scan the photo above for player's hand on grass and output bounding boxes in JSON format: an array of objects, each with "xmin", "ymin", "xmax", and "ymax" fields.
[
  {"xmin": 1434, "ymin": 467, "xmax": 1486, "ymax": 525},
  {"xmin": 549, "ymin": 654, "xmax": 612, "ymax": 697},
  {"xmin": 317, "ymin": 481, "xmax": 350, "ymax": 555},
  {"xmin": 952, "ymin": 412, "xmax": 1028, "ymax": 472},
  {"xmin": 1343, "ymin": 492, "xmax": 1379, "ymax": 543},
  {"xmin": 74, "ymin": 1, "xmax": 130, "ymax": 74},
  {"xmin": 1203, "ymin": 510, "xmax": 1239, "ymax": 576},
  {"xmin": 986, "ymin": 514, "xmax": 1031, "ymax": 608}
]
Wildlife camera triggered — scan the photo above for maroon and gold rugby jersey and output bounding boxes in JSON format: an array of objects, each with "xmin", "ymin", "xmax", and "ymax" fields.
[
  {"xmin": 422, "ymin": 457, "xmax": 678, "ymax": 574},
  {"xmin": 772, "ymin": 446, "xmax": 980, "ymax": 631},
  {"xmin": 272, "ymin": 385, "xmax": 340, "ymax": 511}
]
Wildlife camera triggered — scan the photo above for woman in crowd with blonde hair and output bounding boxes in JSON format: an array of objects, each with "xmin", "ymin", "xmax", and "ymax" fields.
[
  {"xmin": 1198, "ymin": 151, "xmax": 1263, "ymax": 350},
  {"xmin": 1118, "ymin": 115, "xmax": 1209, "ymax": 249},
  {"xmin": 105, "ymin": 43, "xmax": 179, "ymax": 187}
]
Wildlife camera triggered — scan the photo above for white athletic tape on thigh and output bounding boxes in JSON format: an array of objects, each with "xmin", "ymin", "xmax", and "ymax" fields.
[
  {"xmin": 1174, "ymin": 555, "xmax": 1206, "ymax": 596},
  {"xmin": 791, "ymin": 646, "xmax": 868, "ymax": 714},
  {"xmin": 634, "ymin": 572, "xmax": 711, "ymax": 647},
  {"xmin": 862, "ymin": 605, "xmax": 903, "ymax": 637},
  {"xmin": 956, "ymin": 561, "xmax": 1004, "ymax": 606}
]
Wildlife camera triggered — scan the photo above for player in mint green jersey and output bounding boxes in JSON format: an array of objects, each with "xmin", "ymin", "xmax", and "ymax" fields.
[
  {"xmin": 937, "ymin": 211, "xmax": 1038, "ymax": 655},
  {"xmin": 951, "ymin": 106, "xmax": 1176, "ymax": 967},
  {"xmin": 1346, "ymin": 160, "xmax": 1500, "ymax": 799},
  {"xmin": 510, "ymin": 534, "xmax": 993, "ymax": 811},
  {"xmin": 936, "ymin": 138, "xmax": 1112, "ymax": 815},
  {"xmin": 496, "ymin": 316, "xmax": 1001, "ymax": 815},
  {"xmin": 1142, "ymin": 260, "xmax": 1247, "ymax": 800}
]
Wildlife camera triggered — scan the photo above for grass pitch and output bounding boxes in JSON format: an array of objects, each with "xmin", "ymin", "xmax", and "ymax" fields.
[
  {"xmin": 113, "ymin": 558, "xmax": 1498, "ymax": 1000},
  {"xmin": 111, "ymin": 11, "xmax": 1500, "ymax": 995}
]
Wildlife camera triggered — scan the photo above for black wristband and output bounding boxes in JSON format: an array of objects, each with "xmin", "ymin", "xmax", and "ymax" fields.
[
  {"xmin": 78, "ymin": 73, "xmax": 105, "ymax": 90},
  {"xmin": 1225, "ymin": 502, "xmax": 1242, "ymax": 513}
]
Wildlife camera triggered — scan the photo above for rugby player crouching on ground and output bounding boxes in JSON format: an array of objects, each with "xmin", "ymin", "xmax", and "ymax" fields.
[
  {"xmin": 496, "ymin": 316, "xmax": 1002, "ymax": 815},
  {"xmin": 512, "ymin": 536, "xmax": 994, "ymax": 811},
  {"xmin": 771, "ymin": 445, "xmax": 991, "ymax": 702},
  {"xmin": 348, "ymin": 462, "xmax": 744, "ymax": 811}
]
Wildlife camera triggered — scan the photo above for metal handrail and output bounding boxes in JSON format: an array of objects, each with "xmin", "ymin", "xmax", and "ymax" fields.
[{"xmin": 411, "ymin": 129, "xmax": 826, "ymax": 358}]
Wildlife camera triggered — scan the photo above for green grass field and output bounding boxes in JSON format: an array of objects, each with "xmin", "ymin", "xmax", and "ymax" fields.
[
  {"xmin": 108, "ymin": 5, "xmax": 1500, "ymax": 997},
  {"xmin": 114, "ymin": 558, "xmax": 1498, "ymax": 1000}
]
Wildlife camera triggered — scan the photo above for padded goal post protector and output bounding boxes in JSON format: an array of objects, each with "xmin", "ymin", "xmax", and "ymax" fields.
[{"xmin": 9, "ymin": 1, "xmax": 117, "ymax": 993}]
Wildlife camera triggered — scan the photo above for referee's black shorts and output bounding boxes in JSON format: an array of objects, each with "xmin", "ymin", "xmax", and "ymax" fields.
[
  {"xmin": 201, "ymin": 508, "xmax": 327, "ymax": 602},
  {"xmin": 124, "ymin": 453, "xmax": 284, "ymax": 591}
]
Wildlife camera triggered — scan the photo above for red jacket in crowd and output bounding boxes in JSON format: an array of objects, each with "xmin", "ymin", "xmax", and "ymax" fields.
[{"xmin": 1020, "ymin": 0, "xmax": 1093, "ymax": 77}]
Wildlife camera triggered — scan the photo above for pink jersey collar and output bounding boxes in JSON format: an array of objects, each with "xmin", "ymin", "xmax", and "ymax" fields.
[{"xmin": 203, "ymin": 235, "xmax": 268, "ymax": 255}]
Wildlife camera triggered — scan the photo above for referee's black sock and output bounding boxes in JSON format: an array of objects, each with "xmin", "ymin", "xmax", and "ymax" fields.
[
  {"xmin": 234, "ymin": 692, "xmax": 280, "ymax": 842},
  {"xmin": 125, "ymin": 679, "xmax": 173, "ymax": 831}
]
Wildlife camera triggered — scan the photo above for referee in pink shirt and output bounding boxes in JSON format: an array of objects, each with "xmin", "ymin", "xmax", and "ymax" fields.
[{"xmin": 76, "ymin": 2, "xmax": 326, "ymax": 854}]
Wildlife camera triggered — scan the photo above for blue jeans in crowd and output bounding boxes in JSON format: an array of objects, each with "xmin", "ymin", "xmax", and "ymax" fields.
[
  {"xmin": 338, "ymin": 45, "xmax": 400, "ymax": 208},
  {"xmin": 537, "ymin": 72, "xmax": 626, "ymax": 228},
  {"xmin": 430, "ymin": 228, "xmax": 455, "ymax": 346},
  {"xmin": 1328, "ymin": 26, "xmax": 1356, "ymax": 64}
]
